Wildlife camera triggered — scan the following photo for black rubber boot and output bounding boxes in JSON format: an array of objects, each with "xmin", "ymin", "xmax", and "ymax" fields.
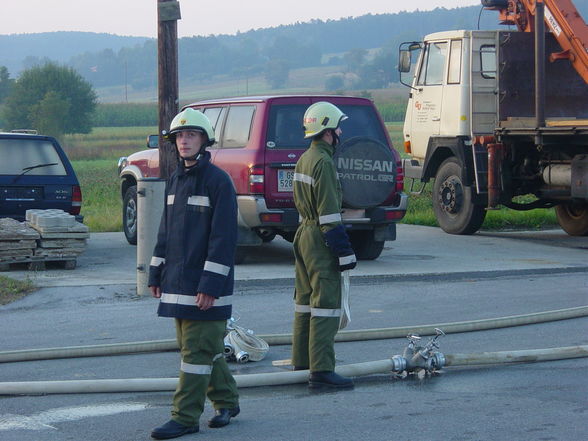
[
  {"xmin": 208, "ymin": 406, "xmax": 240, "ymax": 428},
  {"xmin": 309, "ymin": 371, "xmax": 354, "ymax": 389},
  {"xmin": 151, "ymin": 420, "xmax": 198, "ymax": 439}
]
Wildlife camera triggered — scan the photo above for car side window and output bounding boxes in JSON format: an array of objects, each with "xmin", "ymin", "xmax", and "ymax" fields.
[
  {"xmin": 203, "ymin": 106, "xmax": 227, "ymax": 147},
  {"xmin": 220, "ymin": 105, "xmax": 255, "ymax": 149},
  {"xmin": 203, "ymin": 107, "xmax": 222, "ymax": 127}
]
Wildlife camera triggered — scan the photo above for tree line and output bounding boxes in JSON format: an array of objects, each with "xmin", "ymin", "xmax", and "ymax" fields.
[{"xmin": 7, "ymin": 6, "xmax": 497, "ymax": 92}]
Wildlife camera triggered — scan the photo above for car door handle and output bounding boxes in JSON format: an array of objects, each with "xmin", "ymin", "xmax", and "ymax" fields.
[{"xmin": 432, "ymin": 117, "xmax": 440, "ymax": 121}]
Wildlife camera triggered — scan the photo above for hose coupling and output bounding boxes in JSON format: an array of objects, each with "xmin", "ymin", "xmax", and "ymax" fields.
[
  {"xmin": 391, "ymin": 328, "xmax": 446, "ymax": 375},
  {"xmin": 235, "ymin": 351, "xmax": 250, "ymax": 364},
  {"xmin": 224, "ymin": 344, "xmax": 235, "ymax": 357},
  {"xmin": 391, "ymin": 354, "xmax": 407, "ymax": 372}
]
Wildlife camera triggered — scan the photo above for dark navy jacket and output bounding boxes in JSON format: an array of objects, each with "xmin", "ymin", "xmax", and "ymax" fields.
[{"xmin": 148, "ymin": 151, "xmax": 237, "ymax": 321}]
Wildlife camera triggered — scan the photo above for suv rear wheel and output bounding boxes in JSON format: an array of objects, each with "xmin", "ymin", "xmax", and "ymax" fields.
[{"xmin": 123, "ymin": 185, "xmax": 138, "ymax": 245}]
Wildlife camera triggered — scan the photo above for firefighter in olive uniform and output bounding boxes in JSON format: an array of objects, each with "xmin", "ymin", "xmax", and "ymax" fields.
[
  {"xmin": 292, "ymin": 101, "xmax": 357, "ymax": 389},
  {"xmin": 149, "ymin": 108, "xmax": 240, "ymax": 440}
]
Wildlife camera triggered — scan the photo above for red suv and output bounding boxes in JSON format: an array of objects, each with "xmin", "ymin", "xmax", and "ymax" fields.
[{"xmin": 118, "ymin": 95, "xmax": 407, "ymax": 262}]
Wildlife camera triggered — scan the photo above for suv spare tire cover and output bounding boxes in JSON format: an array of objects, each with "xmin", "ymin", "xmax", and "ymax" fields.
[{"xmin": 334, "ymin": 136, "xmax": 397, "ymax": 209}]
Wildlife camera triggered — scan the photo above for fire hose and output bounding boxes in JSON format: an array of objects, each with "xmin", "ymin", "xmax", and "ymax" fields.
[
  {"xmin": 0, "ymin": 345, "xmax": 586, "ymax": 395},
  {"xmin": 0, "ymin": 306, "xmax": 587, "ymax": 395},
  {"xmin": 223, "ymin": 319, "xmax": 269, "ymax": 363},
  {"xmin": 0, "ymin": 305, "xmax": 586, "ymax": 364}
]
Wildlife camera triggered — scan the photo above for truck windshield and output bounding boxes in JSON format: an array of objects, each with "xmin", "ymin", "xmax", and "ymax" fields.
[
  {"xmin": 0, "ymin": 139, "xmax": 67, "ymax": 175},
  {"xmin": 266, "ymin": 104, "xmax": 388, "ymax": 149}
]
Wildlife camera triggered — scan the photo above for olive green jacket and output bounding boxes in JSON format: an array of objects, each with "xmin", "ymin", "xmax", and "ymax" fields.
[{"xmin": 293, "ymin": 140, "xmax": 343, "ymax": 234}]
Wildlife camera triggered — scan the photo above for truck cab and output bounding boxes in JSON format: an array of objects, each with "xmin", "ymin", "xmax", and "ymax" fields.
[
  {"xmin": 403, "ymin": 30, "xmax": 498, "ymax": 161},
  {"xmin": 399, "ymin": 28, "xmax": 588, "ymax": 236}
]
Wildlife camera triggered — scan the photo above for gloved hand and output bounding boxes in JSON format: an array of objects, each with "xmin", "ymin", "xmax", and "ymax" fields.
[{"xmin": 324, "ymin": 225, "xmax": 357, "ymax": 271}]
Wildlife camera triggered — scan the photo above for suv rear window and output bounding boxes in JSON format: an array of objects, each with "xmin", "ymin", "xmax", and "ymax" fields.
[
  {"xmin": 0, "ymin": 139, "xmax": 67, "ymax": 175},
  {"xmin": 266, "ymin": 104, "xmax": 388, "ymax": 149}
]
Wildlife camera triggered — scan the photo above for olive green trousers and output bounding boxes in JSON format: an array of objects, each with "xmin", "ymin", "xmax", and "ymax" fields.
[
  {"xmin": 292, "ymin": 224, "xmax": 341, "ymax": 372},
  {"xmin": 171, "ymin": 319, "xmax": 239, "ymax": 426}
]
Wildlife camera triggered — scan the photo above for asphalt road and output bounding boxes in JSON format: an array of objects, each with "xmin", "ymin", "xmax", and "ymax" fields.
[{"xmin": 1, "ymin": 226, "xmax": 587, "ymax": 441}]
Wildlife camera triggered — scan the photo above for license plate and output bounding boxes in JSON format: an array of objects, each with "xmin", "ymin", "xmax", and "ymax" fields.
[
  {"xmin": 0, "ymin": 186, "xmax": 43, "ymax": 201},
  {"xmin": 277, "ymin": 169, "xmax": 294, "ymax": 192}
]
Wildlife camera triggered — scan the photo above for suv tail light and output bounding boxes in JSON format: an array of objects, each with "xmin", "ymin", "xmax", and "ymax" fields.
[
  {"xmin": 385, "ymin": 210, "xmax": 404, "ymax": 221},
  {"xmin": 249, "ymin": 165, "xmax": 264, "ymax": 194},
  {"xmin": 70, "ymin": 185, "xmax": 82, "ymax": 215}
]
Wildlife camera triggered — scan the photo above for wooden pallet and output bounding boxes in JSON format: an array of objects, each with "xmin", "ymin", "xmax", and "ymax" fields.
[{"xmin": 0, "ymin": 256, "xmax": 77, "ymax": 271}]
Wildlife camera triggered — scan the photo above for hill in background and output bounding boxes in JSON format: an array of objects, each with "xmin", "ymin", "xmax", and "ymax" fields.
[
  {"xmin": 1, "ymin": 3, "xmax": 587, "ymax": 104},
  {"xmin": 0, "ymin": 32, "xmax": 150, "ymax": 76}
]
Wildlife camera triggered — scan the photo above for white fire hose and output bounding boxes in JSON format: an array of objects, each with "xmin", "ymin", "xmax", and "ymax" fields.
[
  {"xmin": 339, "ymin": 270, "xmax": 351, "ymax": 330},
  {"xmin": 0, "ymin": 306, "xmax": 586, "ymax": 364},
  {"xmin": 223, "ymin": 320, "xmax": 269, "ymax": 363},
  {"xmin": 0, "ymin": 345, "xmax": 586, "ymax": 395}
]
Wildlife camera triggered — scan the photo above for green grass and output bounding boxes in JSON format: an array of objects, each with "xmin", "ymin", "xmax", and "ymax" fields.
[
  {"xmin": 400, "ymin": 182, "xmax": 557, "ymax": 230},
  {"xmin": 0, "ymin": 275, "xmax": 36, "ymax": 305},
  {"xmin": 64, "ymin": 127, "xmax": 155, "ymax": 232},
  {"xmin": 62, "ymin": 126, "xmax": 157, "ymax": 160},
  {"xmin": 385, "ymin": 121, "xmax": 404, "ymax": 149},
  {"xmin": 73, "ymin": 159, "xmax": 123, "ymax": 232}
]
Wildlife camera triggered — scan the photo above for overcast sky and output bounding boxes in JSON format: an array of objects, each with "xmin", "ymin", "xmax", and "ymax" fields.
[{"xmin": 2, "ymin": 0, "xmax": 481, "ymax": 38}]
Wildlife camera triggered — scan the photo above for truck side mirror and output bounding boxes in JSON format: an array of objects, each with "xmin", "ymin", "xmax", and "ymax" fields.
[
  {"xmin": 147, "ymin": 134, "xmax": 159, "ymax": 149},
  {"xmin": 398, "ymin": 41, "xmax": 422, "ymax": 90},
  {"xmin": 399, "ymin": 50, "xmax": 412, "ymax": 73}
]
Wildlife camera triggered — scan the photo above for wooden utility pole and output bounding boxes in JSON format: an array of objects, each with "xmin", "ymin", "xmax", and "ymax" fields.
[{"xmin": 157, "ymin": 0, "xmax": 181, "ymax": 179}]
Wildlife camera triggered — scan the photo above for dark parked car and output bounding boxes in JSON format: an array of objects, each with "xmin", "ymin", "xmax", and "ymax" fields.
[{"xmin": 0, "ymin": 131, "xmax": 83, "ymax": 222}]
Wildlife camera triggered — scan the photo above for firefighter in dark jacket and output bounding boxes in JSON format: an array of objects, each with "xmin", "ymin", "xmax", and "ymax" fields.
[
  {"xmin": 292, "ymin": 101, "xmax": 357, "ymax": 389},
  {"xmin": 149, "ymin": 108, "xmax": 240, "ymax": 440}
]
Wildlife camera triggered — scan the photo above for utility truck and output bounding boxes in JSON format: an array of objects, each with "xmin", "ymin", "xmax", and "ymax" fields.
[{"xmin": 398, "ymin": 0, "xmax": 588, "ymax": 235}]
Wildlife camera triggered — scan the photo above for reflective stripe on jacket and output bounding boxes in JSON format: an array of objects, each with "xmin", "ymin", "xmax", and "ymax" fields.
[{"xmin": 148, "ymin": 151, "xmax": 237, "ymax": 321}]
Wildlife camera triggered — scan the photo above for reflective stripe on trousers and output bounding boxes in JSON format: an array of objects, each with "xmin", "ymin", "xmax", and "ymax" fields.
[
  {"xmin": 172, "ymin": 319, "xmax": 239, "ymax": 426},
  {"xmin": 294, "ymin": 303, "xmax": 341, "ymax": 317}
]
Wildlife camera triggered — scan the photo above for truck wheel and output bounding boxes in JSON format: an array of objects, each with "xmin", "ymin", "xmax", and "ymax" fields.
[
  {"xmin": 123, "ymin": 185, "xmax": 138, "ymax": 245},
  {"xmin": 555, "ymin": 202, "xmax": 588, "ymax": 236},
  {"xmin": 349, "ymin": 230, "xmax": 385, "ymax": 260},
  {"xmin": 433, "ymin": 158, "xmax": 486, "ymax": 235}
]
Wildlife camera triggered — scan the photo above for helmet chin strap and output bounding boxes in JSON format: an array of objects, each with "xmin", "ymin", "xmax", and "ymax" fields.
[
  {"xmin": 180, "ymin": 145, "xmax": 207, "ymax": 165},
  {"xmin": 328, "ymin": 129, "xmax": 340, "ymax": 148}
]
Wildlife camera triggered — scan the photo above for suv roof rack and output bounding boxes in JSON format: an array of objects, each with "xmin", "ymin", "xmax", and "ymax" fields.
[{"xmin": 11, "ymin": 129, "xmax": 38, "ymax": 134}]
